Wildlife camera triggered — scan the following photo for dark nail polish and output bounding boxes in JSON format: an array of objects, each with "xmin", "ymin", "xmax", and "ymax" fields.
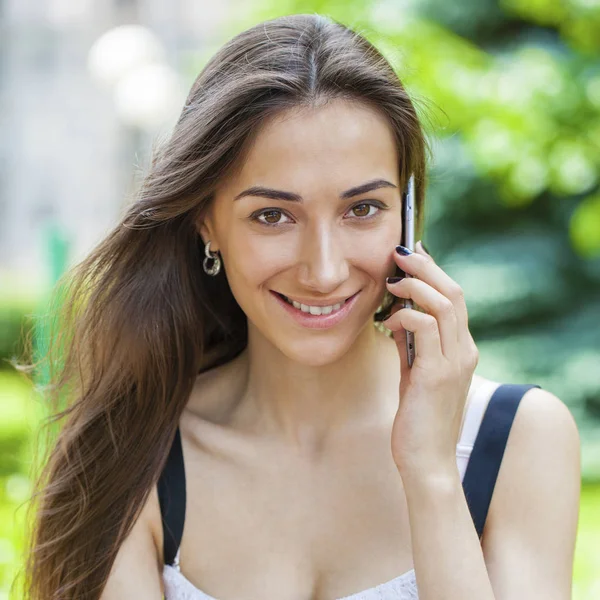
[
  {"xmin": 396, "ymin": 245, "xmax": 412, "ymax": 256},
  {"xmin": 386, "ymin": 276, "xmax": 403, "ymax": 284}
]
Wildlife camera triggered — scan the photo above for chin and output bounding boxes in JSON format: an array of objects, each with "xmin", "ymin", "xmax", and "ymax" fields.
[{"xmin": 273, "ymin": 330, "xmax": 361, "ymax": 367}]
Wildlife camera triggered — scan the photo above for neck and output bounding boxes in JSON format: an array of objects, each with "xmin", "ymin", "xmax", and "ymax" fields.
[{"xmin": 231, "ymin": 320, "xmax": 399, "ymax": 455}]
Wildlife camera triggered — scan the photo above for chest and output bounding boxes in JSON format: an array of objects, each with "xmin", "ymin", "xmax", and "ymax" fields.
[{"xmin": 176, "ymin": 422, "xmax": 415, "ymax": 600}]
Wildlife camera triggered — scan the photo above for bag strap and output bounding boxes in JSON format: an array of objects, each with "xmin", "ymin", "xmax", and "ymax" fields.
[{"xmin": 462, "ymin": 383, "xmax": 541, "ymax": 540}]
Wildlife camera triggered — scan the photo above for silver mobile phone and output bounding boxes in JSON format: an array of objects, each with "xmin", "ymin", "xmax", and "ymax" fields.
[{"xmin": 402, "ymin": 174, "xmax": 416, "ymax": 368}]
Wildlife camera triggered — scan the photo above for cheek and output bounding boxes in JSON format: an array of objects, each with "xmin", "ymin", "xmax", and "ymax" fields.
[
  {"xmin": 355, "ymin": 218, "xmax": 402, "ymax": 271},
  {"xmin": 358, "ymin": 235, "xmax": 399, "ymax": 277},
  {"xmin": 226, "ymin": 234, "xmax": 288, "ymax": 286}
]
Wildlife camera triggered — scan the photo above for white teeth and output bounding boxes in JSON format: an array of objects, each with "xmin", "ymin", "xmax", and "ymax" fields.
[{"xmin": 284, "ymin": 295, "xmax": 345, "ymax": 315}]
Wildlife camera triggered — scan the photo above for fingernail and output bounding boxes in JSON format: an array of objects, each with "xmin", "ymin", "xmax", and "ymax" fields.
[
  {"xmin": 386, "ymin": 276, "xmax": 403, "ymax": 284},
  {"xmin": 418, "ymin": 240, "xmax": 431, "ymax": 256},
  {"xmin": 395, "ymin": 245, "xmax": 412, "ymax": 256}
]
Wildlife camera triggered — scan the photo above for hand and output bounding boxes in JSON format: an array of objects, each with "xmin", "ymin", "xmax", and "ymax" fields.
[{"xmin": 383, "ymin": 241, "xmax": 479, "ymax": 481}]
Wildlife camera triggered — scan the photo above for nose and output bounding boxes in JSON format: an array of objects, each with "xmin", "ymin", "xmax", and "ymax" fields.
[{"xmin": 296, "ymin": 223, "xmax": 350, "ymax": 293}]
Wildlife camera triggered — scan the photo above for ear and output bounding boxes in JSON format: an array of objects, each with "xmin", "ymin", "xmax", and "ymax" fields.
[{"xmin": 195, "ymin": 215, "xmax": 218, "ymax": 251}]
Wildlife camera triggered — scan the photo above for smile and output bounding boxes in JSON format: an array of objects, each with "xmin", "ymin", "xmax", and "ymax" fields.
[
  {"xmin": 270, "ymin": 290, "xmax": 361, "ymax": 329},
  {"xmin": 277, "ymin": 293, "xmax": 353, "ymax": 315}
]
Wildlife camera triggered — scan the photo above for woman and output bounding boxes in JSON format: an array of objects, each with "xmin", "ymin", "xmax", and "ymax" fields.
[{"xmin": 20, "ymin": 13, "xmax": 580, "ymax": 600}]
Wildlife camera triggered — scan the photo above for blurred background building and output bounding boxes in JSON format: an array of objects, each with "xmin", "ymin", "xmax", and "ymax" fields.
[{"xmin": 0, "ymin": 0, "xmax": 230, "ymax": 283}]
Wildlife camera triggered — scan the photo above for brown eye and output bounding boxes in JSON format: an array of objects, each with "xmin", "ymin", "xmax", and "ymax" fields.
[
  {"xmin": 261, "ymin": 210, "xmax": 283, "ymax": 224},
  {"xmin": 250, "ymin": 208, "xmax": 293, "ymax": 227},
  {"xmin": 352, "ymin": 203, "xmax": 371, "ymax": 217}
]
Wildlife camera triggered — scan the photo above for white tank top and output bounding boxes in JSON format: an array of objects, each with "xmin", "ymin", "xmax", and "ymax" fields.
[{"xmin": 161, "ymin": 378, "xmax": 504, "ymax": 600}]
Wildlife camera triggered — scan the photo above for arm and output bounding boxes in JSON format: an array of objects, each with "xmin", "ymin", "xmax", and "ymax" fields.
[{"xmin": 402, "ymin": 387, "xmax": 581, "ymax": 600}]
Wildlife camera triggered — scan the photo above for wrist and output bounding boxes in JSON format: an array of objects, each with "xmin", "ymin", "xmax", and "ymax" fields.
[{"xmin": 398, "ymin": 461, "xmax": 461, "ymax": 498}]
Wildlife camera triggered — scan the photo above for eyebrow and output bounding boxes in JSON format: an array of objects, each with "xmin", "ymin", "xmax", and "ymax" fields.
[{"xmin": 232, "ymin": 178, "xmax": 398, "ymax": 203}]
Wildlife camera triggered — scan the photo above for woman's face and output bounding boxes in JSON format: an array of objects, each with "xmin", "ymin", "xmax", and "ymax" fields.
[{"xmin": 199, "ymin": 99, "xmax": 403, "ymax": 365}]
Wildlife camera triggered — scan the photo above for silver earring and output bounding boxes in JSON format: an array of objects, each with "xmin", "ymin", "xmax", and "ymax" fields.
[{"xmin": 202, "ymin": 240, "xmax": 221, "ymax": 276}]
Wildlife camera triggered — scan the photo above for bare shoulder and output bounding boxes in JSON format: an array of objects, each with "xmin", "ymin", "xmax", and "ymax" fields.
[
  {"xmin": 510, "ymin": 386, "xmax": 580, "ymax": 444},
  {"xmin": 481, "ymin": 385, "xmax": 581, "ymax": 599},
  {"xmin": 101, "ymin": 483, "xmax": 165, "ymax": 599},
  {"xmin": 492, "ymin": 385, "xmax": 580, "ymax": 499}
]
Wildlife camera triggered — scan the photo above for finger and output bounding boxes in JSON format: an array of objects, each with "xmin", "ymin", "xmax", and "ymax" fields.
[
  {"xmin": 393, "ymin": 244, "xmax": 470, "ymax": 345},
  {"xmin": 385, "ymin": 277, "xmax": 459, "ymax": 360},
  {"xmin": 383, "ymin": 307, "xmax": 444, "ymax": 364},
  {"xmin": 390, "ymin": 319, "xmax": 409, "ymax": 374},
  {"xmin": 413, "ymin": 241, "xmax": 477, "ymax": 365}
]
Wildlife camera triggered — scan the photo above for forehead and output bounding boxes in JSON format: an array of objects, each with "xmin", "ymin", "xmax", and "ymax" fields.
[{"xmin": 223, "ymin": 100, "xmax": 400, "ymax": 195}]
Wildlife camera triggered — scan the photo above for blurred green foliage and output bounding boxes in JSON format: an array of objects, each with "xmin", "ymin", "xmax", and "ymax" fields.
[
  {"xmin": 0, "ymin": 293, "xmax": 36, "ymax": 375},
  {"xmin": 0, "ymin": 373, "xmax": 37, "ymax": 598}
]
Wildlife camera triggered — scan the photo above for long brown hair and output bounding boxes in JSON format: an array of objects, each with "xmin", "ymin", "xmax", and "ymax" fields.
[{"xmin": 14, "ymin": 13, "xmax": 430, "ymax": 599}]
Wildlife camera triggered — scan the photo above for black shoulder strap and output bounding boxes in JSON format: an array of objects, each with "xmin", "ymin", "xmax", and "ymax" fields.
[
  {"xmin": 462, "ymin": 383, "xmax": 541, "ymax": 540},
  {"xmin": 157, "ymin": 425, "xmax": 186, "ymax": 566}
]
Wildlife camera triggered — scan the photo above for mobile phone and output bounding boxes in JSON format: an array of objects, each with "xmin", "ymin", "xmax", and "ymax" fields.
[{"xmin": 402, "ymin": 174, "xmax": 416, "ymax": 368}]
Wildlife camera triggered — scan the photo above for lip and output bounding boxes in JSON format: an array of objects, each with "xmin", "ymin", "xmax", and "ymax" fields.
[
  {"xmin": 276, "ymin": 293, "xmax": 352, "ymax": 307},
  {"xmin": 270, "ymin": 290, "xmax": 361, "ymax": 330}
]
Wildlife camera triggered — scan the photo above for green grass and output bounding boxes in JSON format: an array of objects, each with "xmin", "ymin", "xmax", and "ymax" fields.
[{"xmin": 573, "ymin": 483, "xmax": 600, "ymax": 599}]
